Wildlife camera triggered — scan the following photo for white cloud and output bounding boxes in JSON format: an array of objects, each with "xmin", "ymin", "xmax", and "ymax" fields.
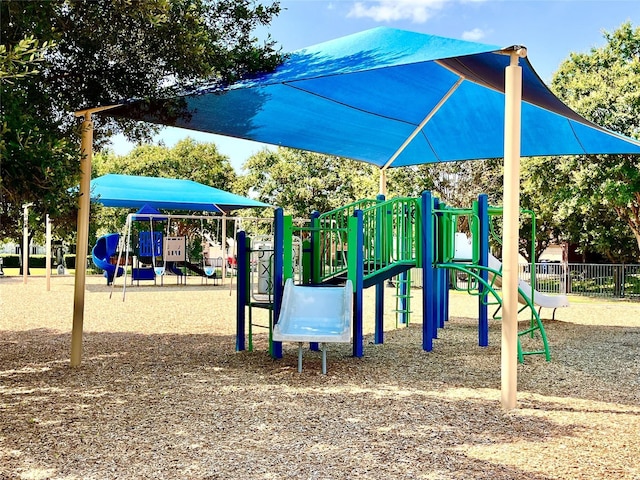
[
  {"xmin": 461, "ymin": 27, "xmax": 486, "ymax": 41},
  {"xmin": 347, "ymin": 1, "xmax": 447, "ymax": 24}
]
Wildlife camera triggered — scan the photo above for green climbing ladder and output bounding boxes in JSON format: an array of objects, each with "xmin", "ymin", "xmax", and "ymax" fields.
[{"xmin": 394, "ymin": 270, "xmax": 413, "ymax": 328}]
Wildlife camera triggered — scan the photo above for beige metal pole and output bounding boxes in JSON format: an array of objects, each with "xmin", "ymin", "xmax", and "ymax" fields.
[
  {"xmin": 379, "ymin": 169, "xmax": 387, "ymax": 196},
  {"xmin": 46, "ymin": 214, "xmax": 52, "ymax": 291},
  {"xmin": 221, "ymin": 214, "xmax": 227, "ymax": 284},
  {"xmin": 70, "ymin": 112, "xmax": 93, "ymax": 367},
  {"xmin": 22, "ymin": 203, "xmax": 31, "ymax": 284},
  {"xmin": 501, "ymin": 51, "xmax": 524, "ymax": 410}
]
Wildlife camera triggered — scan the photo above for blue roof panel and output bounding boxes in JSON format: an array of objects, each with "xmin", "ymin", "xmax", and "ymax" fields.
[{"xmin": 106, "ymin": 27, "xmax": 640, "ymax": 167}]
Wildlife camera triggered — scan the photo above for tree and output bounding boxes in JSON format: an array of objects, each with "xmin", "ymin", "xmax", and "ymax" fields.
[
  {"xmin": 237, "ymin": 148, "xmax": 379, "ymax": 218},
  {"xmin": 1, "ymin": 36, "xmax": 79, "ymax": 241},
  {"xmin": 516, "ymin": 156, "xmax": 566, "ymax": 262},
  {"xmin": 550, "ymin": 21, "xmax": 640, "ymax": 262},
  {"xmin": 0, "ymin": 36, "xmax": 51, "ymax": 83},
  {"xmin": 1, "ymin": 0, "xmax": 282, "ymax": 244}
]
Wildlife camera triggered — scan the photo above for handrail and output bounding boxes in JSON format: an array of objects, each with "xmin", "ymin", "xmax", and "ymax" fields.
[
  {"xmin": 314, "ymin": 198, "xmax": 380, "ymax": 283},
  {"xmin": 313, "ymin": 197, "xmax": 420, "ymax": 285},
  {"xmin": 438, "ymin": 262, "xmax": 550, "ymax": 362},
  {"xmin": 361, "ymin": 197, "xmax": 419, "ymax": 282}
]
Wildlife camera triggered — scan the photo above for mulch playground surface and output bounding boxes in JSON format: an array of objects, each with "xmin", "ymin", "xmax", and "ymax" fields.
[{"xmin": 1, "ymin": 274, "xmax": 639, "ymax": 479}]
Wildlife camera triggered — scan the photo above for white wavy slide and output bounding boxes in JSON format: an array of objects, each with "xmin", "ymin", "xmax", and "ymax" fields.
[
  {"xmin": 273, "ymin": 278, "xmax": 353, "ymax": 374},
  {"xmin": 488, "ymin": 253, "xmax": 569, "ymax": 311}
]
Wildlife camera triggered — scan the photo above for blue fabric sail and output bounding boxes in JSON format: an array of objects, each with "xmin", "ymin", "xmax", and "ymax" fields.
[{"xmin": 105, "ymin": 27, "xmax": 640, "ymax": 167}]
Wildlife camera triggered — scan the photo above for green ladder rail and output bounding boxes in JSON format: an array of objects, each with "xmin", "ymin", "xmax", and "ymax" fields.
[
  {"xmin": 394, "ymin": 270, "xmax": 413, "ymax": 328},
  {"xmin": 247, "ymin": 302, "xmax": 273, "ymax": 353},
  {"xmin": 314, "ymin": 197, "xmax": 420, "ymax": 287},
  {"xmin": 438, "ymin": 262, "xmax": 551, "ymax": 363}
]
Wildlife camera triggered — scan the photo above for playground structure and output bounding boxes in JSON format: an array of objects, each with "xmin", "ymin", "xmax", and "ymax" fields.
[
  {"xmin": 92, "ymin": 207, "xmax": 245, "ymax": 294},
  {"xmin": 273, "ymin": 278, "xmax": 353, "ymax": 374},
  {"xmin": 91, "ymin": 233, "xmax": 124, "ymax": 285},
  {"xmin": 237, "ymin": 191, "xmax": 568, "ymax": 368}
]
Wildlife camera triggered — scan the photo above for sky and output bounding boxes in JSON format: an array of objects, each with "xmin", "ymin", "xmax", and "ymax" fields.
[{"xmin": 110, "ymin": 0, "xmax": 640, "ymax": 171}]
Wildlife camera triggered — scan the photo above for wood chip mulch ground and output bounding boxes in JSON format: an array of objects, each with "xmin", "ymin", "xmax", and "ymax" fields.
[{"xmin": 1, "ymin": 275, "xmax": 639, "ymax": 479}]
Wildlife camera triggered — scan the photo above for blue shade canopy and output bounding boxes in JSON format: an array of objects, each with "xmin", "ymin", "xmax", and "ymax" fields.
[
  {"xmin": 106, "ymin": 27, "xmax": 640, "ymax": 166},
  {"xmin": 90, "ymin": 174, "xmax": 270, "ymax": 212},
  {"xmin": 131, "ymin": 204, "xmax": 168, "ymax": 221}
]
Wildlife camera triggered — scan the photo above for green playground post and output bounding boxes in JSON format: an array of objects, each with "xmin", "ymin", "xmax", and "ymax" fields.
[{"xmin": 283, "ymin": 215, "xmax": 294, "ymax": 283}]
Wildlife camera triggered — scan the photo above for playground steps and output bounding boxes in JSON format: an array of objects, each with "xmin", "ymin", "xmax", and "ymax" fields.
[{"xmin": 394, "ymin": 270, "xmax": 412, "ymax": 327}]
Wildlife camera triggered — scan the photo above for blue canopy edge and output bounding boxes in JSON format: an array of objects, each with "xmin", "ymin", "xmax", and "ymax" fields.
[
  {"xmin": 90, "ymin": 174, "xmax": 271, "ymax": 212},
  {"xmin": 104, "ymin": 26, "xmax": 640, "ymax": 167}
]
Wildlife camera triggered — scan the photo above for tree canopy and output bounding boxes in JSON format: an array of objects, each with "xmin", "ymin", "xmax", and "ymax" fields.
[
  {"xmin": 237, "ymin": 148, "xmax": 380, "ymax": 218},
  {"xmin": 1, "ymin": 0, "xmax": 282, "ymax": 241},
  {"xmin": 550, "ymin": 21, "xmax": 640, "ymax": 262}
]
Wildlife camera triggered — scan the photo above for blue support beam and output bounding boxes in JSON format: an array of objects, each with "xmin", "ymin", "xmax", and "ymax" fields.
[
  {"xmin": 272, "ymin": 208, "xmax": 284, "ymax": 359},
  {"xmin": 348, "ymin": 210, "xmax": 365, "ymax": 358},
  {"xmin": 478, "ymin": 193, "xmax": 489, "ymax": 347},
  {"xmin": 374, "ymin": 194, "xmax": 385, "ymax": 344},
  {"xmin": 421, "ymin": 191, "xmax": 435, "ymax": 351},
  {"xmin": 235, "ymin": 230, "xmax": 248, "ymax": 352},
  {"xmin": 309, "ymin": 210, "xmax": 320, "ymax": 284}
]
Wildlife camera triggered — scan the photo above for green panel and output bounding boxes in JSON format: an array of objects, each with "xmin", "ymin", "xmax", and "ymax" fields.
[
  {"xmin": 471, "ymin": 200, "xmax": 480, "ymax": 264},
  {"xmin": 347, "ymin": 215, "xmax": 359, "ymax": 291},
  {"xmin": 283, "ymin": 215, "xmax": 293, "ymax": 281}
]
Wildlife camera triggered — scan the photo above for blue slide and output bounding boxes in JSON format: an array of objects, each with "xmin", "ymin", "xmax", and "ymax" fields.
[{"xmin": 92, "ymin": 233, "xmax": 124, "ymax": 285}]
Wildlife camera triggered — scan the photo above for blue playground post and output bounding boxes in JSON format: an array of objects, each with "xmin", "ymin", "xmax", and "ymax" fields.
[
  {"xmin": 348, "ymin": 210, "xmax": 364, "ymax": 358},
  {"xmin": 235, "ymin": 230, "xmax": 248, "ymax": 351},
  {"xmin": 309, "ymin": 211, "xmax": 320, "ymax": 284},
  {"xmin": 421, "ymin": 191, "xmax": 435, "ymax": 351},
  {"xmin": 271, "ymin": 208, "xmax": 284, "ymax": 359},
  {"xmin": 374, "ymin": 194, "xmax": 385, "ymax": 344},
  {"xmin": 477, "ymin": 193, "xmax": 489, "ymax": 347}
]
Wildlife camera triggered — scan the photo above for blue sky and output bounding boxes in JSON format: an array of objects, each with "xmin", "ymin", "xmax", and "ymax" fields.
[{"xmin": 110, "ymin": 0, "xmax": 640, "ymax": 171}]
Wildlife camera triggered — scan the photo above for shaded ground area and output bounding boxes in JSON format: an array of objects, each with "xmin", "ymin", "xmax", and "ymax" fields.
[{"xmin": 1, "ymin": 276, "xmax": 639, "ymax": 479}]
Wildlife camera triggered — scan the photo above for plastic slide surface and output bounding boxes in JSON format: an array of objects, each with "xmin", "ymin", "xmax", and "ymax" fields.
[
  {"xmin": 92, "ymin": 233, "xmax": 123, "ymax": 282},
  {"xmin": 488, "ymin": 254, "xmax": 569, "ymax": 309},
  {"xmin": 273, "ymin": 279, "xmax": 353, "ymax": 343}
]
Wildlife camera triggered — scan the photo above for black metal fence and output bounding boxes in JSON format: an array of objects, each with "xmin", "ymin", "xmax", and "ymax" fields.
[
  {"xmin": 520, "ymin": 263, "xmax": 640, "ymax": 299},
  {"xmin": 426, "ymin": 263, "xmax": 640, "ymax": 300}
]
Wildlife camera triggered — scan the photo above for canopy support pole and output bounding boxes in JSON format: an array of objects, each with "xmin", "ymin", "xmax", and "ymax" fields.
[
  {"xmin": 502, "ymin": 50, "xmax": 524, "ymax": 410},
  {"xmin": 22, "ymin": 202, "xmax": 33, "ymax": 284},
  {"xmin": 71, "ymin": 112, "xmax": 93, "ymax": 367},
  {"xmin": 70, "ymin": 105, "xmax": 120, "ymax": 367},
  {"xmin": 221, "ymin": 213, "xmax": 227, "ymax": 284},
  {"xmin": 382, "ymin": 76, "xmax": 464, "ymax": 171},
  {"xmin": 379, "ymin": 169, "xmax": 387, "ymax": 196}
]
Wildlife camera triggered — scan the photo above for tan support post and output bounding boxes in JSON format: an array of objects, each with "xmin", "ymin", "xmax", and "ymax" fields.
[
  {"xmin": 379, "ymin": 168, "xmax": 387, "ymax": 196},
  {"xmin": 22, "ymin": 203, "xmax": 32, "ymax": 284},
  {"xmin": 501, "ymin": 51, "xmax": 524, "ymax": 410},
  {"xmin": 70, "ymin": 112, "xmax": 93, "ymax": 367},
  {"xmin": 46, "ymin": 214, "xmax": 52, "ymax": 291}
]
